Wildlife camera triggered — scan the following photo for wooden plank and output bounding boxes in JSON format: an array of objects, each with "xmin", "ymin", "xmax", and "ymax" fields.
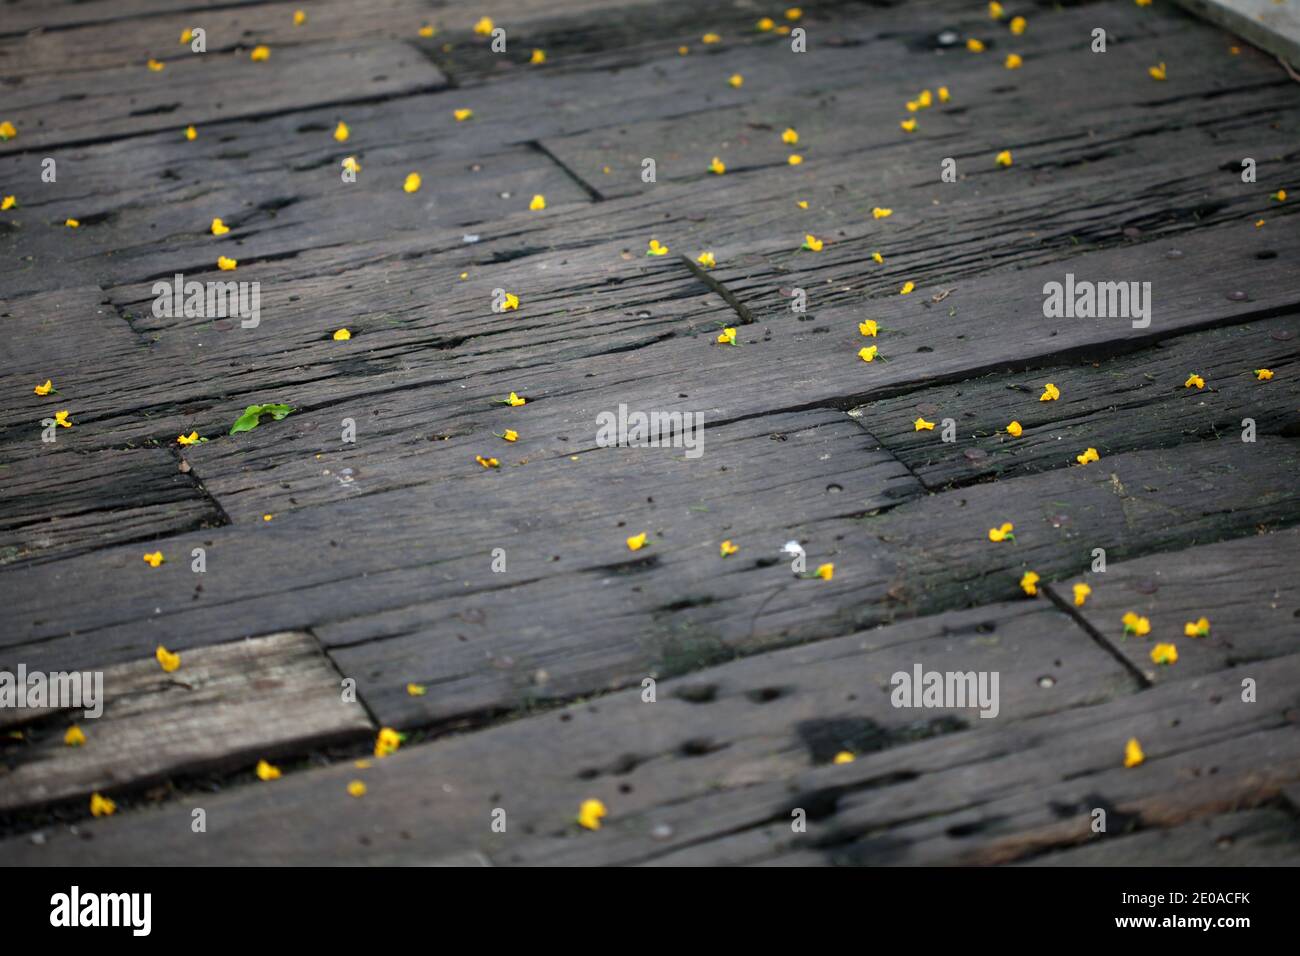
[
  {"xmin": 1043, "ymin": 527, "xmax": 1300, "ymax": 684},
  {"xmin": 1173, "ymin": 0, "xmax": 1300, "ymax": 67},
  {"xmin": 0, "ymin": 40, "xmax": 446, "ymax": 155},
  {"xmin": 0, "ymin": 631, "xmax": 374, "ymax": 814},
  {"xmin": 1020, "ymin": 807, "xmax": 1300, "ymax": 866},
  {"xmin": 0, "ymin": 599, "xmax": 1135, "ymax": 861},
  {"xmin": 852, "ymin": 316, "xmax": 1300, "ymax": 490}
]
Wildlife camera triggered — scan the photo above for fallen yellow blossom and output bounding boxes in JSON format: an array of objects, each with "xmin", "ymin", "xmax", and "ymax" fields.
[
  {"xmin": 1020, "ymin": 570, "xmax": 1040, "ymax": 596},
  {"xmin": 720, "ymin": 540, "xmax": 739, "ymax": 557},
  {"xmin": 782, "ymin": 128, "xmax": 799, "ymax": 145},
  {"xmin": 34, "ymin": 379, "xmax": 54, "ymax": 395},
  {"xmin": 696, "ymin": 251, "xmax": 716, "ymax": 268},
  {"xmin": 802, "ymin": 234, "xmax": 823, "ymax": 252},
  {"xmin": 1184, "ymin": 616, "xmax": 1211, "ymax": 638},
  {"xmin": 453, "ymin": 108, "xmax": 473, "ymax": 122},
  {"xmin": 988, "ymin": 522, "xmax": 1015, "ymax": 543},
  {"xmin": 530, "ymin": 49, "xmax": 546, "ymax": 65},
  {"xmin": 217, "ymin": 255, "xmax": 237, "ymax": 271},
  {"xmin": 474, "ymin": 17, "xmax": 494, "ymax": 35},
  {"xmin": 859, "ymin": 346, "xmax": 878, "ymax": 363},
  {"xmin": 156, "ymin": 645, "xmax": 181, "ymax": 672},
  {"xmin": 967, "ymin": 38, "xmax": 985, "ymax": 52},
  {"xmin": 250, "ymin": 45, "xmax": 270, "ymax": 62},
  {"xmin": 1149, "ymin": 62, "xmax": 1166, "ymax": 81},
  {"xmin": 717, "ymin": 327, "xmax": 737, "ymax": 345},
  {"xmin": 375, "ymin": 727, "xmax": 402, "ymax": 758},
  {"xmin": 1006, "ymin": 421, "xmax": 1022, "ymax": 437},
  {"xmin": 347, "ymin": 780, "xmax": 367, "ymax": 797},
  {"xmin": 1073, "ymin": 582, "xmax": 1091, "ymax": 606},
  {"xmin": 177, "ymin": 431, "xmax": 200, "ymax": 445},
  {"xmin": 1184, "ymin": 373, "xmax": 1205, "ymax": 389},
  {"xmin": 1150, "ymin": 642, "xmax": 1178, "ymax": 665},
  {"xmin": 900, "ymin": 281, "xmax": 915, "ymax": 295},
  {"xmin": 404, "ymin": 172, "xmax": 422, "ymax": 193},
  {"xmin": 577, "ymin": 798, "xmax": 607, "ymax": 829},
  {"xmin": 1040, "ymin": 382, "xmax": 1060, "ymax": 401},
  {"xmin": 529, "ymin": 194, "xmax": 546, "ymax": 211},
  {"xmin": 333, "ymin": 121, "xmax": 350, "ymax": 143},
  {"xmin": 914, "ymin": 417, "xmax": 935, "ymax": 431},
  {"xmin": 256, "ymin": 759, "xmax": 281, "ymax": 781},
  {"xmin": 1255, "ymin": 368, "xmax": 1274, "ymax": 381},
  {"xmin": 1010, "ymin": 16, "xmax": 1026, "ymax": 34},
  {"xmin": 90, "ymin": 793, "xmax": 117, "ymax": 816},
  {"xmin": 728, "ymin": 73, "xmax": 744, "ymax": 88},
  {"xmin": 872, "ymin": 207, "xmax": 893, "ymax": 219},
  {"xmin": 64, "ymin": 725, "xmax": 86, "ymax": 746},
  {"xmin": 1076, "ymin": 447, "xmax": 1100, "ymax": 465},
  {"xmin": 647, "ymin": 238, "xmax": 669, "ymax": 256},
  {"xmin": 143, "ymin": 551, "xmax": 164, "ymax": 567},
  {"xmin": 833, "ymin": 751, "xmax": 855, "ymax": 764},
  {"xmin": 211, "ymin": 218, "xmax": 230, "ymax": 236},
  {"xmin": 1122, "ymin": 612, "xmax": 1151, "ymax": 637},
  {"xmin": 333, "ymin": 328, "xmax": 351, "ymax": 340},
  {"xmin": 1005, "ymin": 53, "xmax": 1022, "ymax": 69},
  {"xmin": 626, "ymin": 532, "xmax": 648, "ymax": 551},
  {"xmin": 996, "ymin": 149, "xmax": 1012, "ymax": 167},
  {"xmin": 708, "ymin": 156, "xmax": 726, "ymax": 175},
  {"xmin": 1124, "ymin": 738, "xmax": 1144, "ymax": 768}
]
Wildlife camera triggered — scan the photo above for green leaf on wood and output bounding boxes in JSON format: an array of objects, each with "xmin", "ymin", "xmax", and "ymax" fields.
[{"xmin": 229, "ymin": 403, "xmax": 295, "ymax": 435}]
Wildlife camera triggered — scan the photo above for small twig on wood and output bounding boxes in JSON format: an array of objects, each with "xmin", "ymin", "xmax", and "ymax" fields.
[{"xmin": 1279, "ymin": 55, "xmax": 1300, "ymax": 84}]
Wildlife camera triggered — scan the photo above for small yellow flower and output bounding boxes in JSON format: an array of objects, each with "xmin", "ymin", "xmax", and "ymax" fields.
[
  {"xmin": 347, "ymin": 780, "xmax": 367, "ymax": 797},
  {"xmin": 90, "ymin": 793, "xmax": 117, "ymax": 817},
  {"xmin": 757, "ymin": 17, "xmax": 775, "ymax": 31},
  {"xmin": 34, "ymin": 379, "xmax": 54, "ymax": 395},
  {"xmin": 647, "ymin": 239, "xmax": 669, "ymax": 256},
  {"xmin": 626, "ymin": 532, "xmax": 648, "ymax": 551},
  {"xmin": 418, "ymin": 25, "xmax": 436, "ymax": 38},
  {"xmin": 1136, "ymin": 0, "xmax": 1152, "ymax": 5},
  {"xmin": 815, "ymin": 563, "xmax": 834, "ymax": 580},
  {"xmin": 728, "ymin": 73, "xmax": 744, "ymax": 88},
  {"xmin": 988, "ymin": 522, "xmax": 1015, "ymax": 543},
  {"xmin": 217, "ymin": 255, "xmax": 237, "ymax": 271},
  {"xmin": 407, "ymin": 683, "xmax": 427, "ymax": 696},
  {"xmin": 1148, "ymin": 62, "xmax": 1166, "ymax": 81},
  {"xmin": 2, "ymin": 195, "xmax": 15, "ymax": 210},
  {"xmin": 65, "ymin": 219, "xmax": 80, "ymax": 229},
  {"xmin": 332, "ymin": 328, "xmax": 351, "ymax": 341},
  {"xmin": 1121, "ymin": 612, "xmax": 1151, "ymax": 637},
  {"xmin": 914, "ymin": 417, "xmax": 935, "ymax": 431},
  {"xmin": 1020, "ymin": 570, "xmax": 1040, "ymax": 596},
  {"xmin": 899, "ymin": 281, "xmax": 915, "ymax": 295},
  {"xmin": 678, "ymin": 45, "xmax": 689, "ymax": 55},
  {"xmin": 499, "ymin": 292, "xmax": 520, "ymax": 311},
  {"xmin": 1255, "ymin": 368, "xmax": 1274, "ymax": 381},
  {"xmin": 375, "ymin": 727, "xmax": 402, "ymax": 758},
  {"xmin": 872, "ymin": 251, "xmax": 884, "ymax": 263},
  {"xmin": 530, "ymin": 49, "xmax": 547, "ymax": 65},
  {"xmin": 1010, "ymin": 16, "xmax": 1027, "ymax": 34},
  {"xmin": 782, "ymin": 128, "xmax": 799, "ymax": 145},
  {"xmin": 476, "ymin": 455, "xmax": 500, "ymax": 469},
  {"xmin": 64, "ymin": 725, "xmax": 86, "ymax": 746},
  {"xmin": 1184, "ymin": 373, "xmax": 1205, "ymax": 389},
  {"xmin": 1076, "ymin": 447, "xmax": 1100, "ymax": 465},
  {"xmin": 256, "ymin": 759, "xmax": 282, "ymax": 781},
  {"xmin": 938, "ymin": 86, "xmax": 951, "ymax": 102},
  {"xmin": 786, "ymin": 7, "xmax": 803, "ymax": 19},
  {"xmin": 917, "ymin": 89, "xmax": 933, "ymax": 108},
  {"xmin": 185, "ymin": 125, "xmax": 197, "ymax": 141},
  {"xmin": 996, "ymin": 149, "xmax": 1012, "ymax": 167},
  {"xmin": 529, "ymin": 194, "xmax": 546, "ymax": 211},
  {"xmin": 1005, "ymin": 53, "xmax": 1022, "ymax": 69},
  {"xmin": 1150, "ymin": 642, "xmax": 1178, "ymax": 665},
  {"xmin": 1184, "ymin": 617, "xmax": 1211, "ymax": 638},
  {"xmin": 802, "ymin": 234, "xmax": 823, "ymax": 252},
  {"xmin": 797, "ymin": 200, "xmax": 809, "ymax": 209},
  {"xmin": 474, "ymin": 17, "xmax": 494, "ymax": 35},
  {"xmin": 333, "ymin": 121, "xmax": 350, "ymax": 143},
  {"xmin": 1073, "ymin": 582, "xmax": 1092, "ymax": 606},
  {"xmin": 906, "ymin": 100, "xmax": 920, "ymax": 113},
  {"xmin": 717, "ymin": 327, "xmax": 738, "ymax": 345},
  {"xmin": 453, "ymin": 108, "xmax": 474, "ymax": 122},
  {"xmin": 181, "ymin": 29, "xmax": 193, "ymax": 44},
  {"xmin": 507, "ymin": 392, "xmax": 526, "ymax": 407},
  {"xmin": 708, "ymin": 156, "xmax": 726, "ymax": 175},
  {"xmin": 293, "ymin": 10, "xmax": 306, "ymax": 26},
  {"xmin": 720, "ymin": 540, "xmax": 739, "ymax": 557},
  {"xmin": 342, "ymin": 156, "xmax": 361, "ymax": 174},
  {"xmin": 967, "ymin": 38, "xmax": 985, "ymax": 53},
  {"xmin": 404, "ymin": 172, "xmax": 422, "ymax": 193},
  {"xmin": 1271, "ymin": 189, "xmax": 1287, "ymax": 202},
  {"xmin": 210, "ymin": 217, "xmax": 230, "ymax": 236},
  {"xmin": 250, "ymin": 45, "xmax": 271, "ymax": 62},
  {"xmin": 0, "ymin": 120, "xmax": 16, "ymax": 140},
  {"xmin": 577, "ymin": 798, "xmax": 607, "ymax": 830},
  {"xmin": 495, "ymin": 429, "xmax": 519, "ymax": 443},
  {"xmin": 262, "ymin": 514, "xmax": 273, "ymax": 522},
  {"xmin": 1123, "ymin": 738, "xmax": 1145, "ymax": 768},
  {"xmin": 1040, "ymin": 382, "xmax": 1060, "ymax": 401},
  {"xmin": 787, "ymin": 154, "xmax": 803, "ymax": 165},
  {"xmin": 143, "ymin": 551, "xmax": 164, "ymax": 567},
  {"xmin": 177, "ymin": 431, "xmax": 200, "ymax": 445},
  {"xmin": 1255, "ymin": 219, "xmax": 1266, "ymax": 228},
  {"xmin": 696, "ymin": 251, "xmax": 716, "ymax": 268},
  {"xmin": 54, "ymin": 410, "xmax": 72, "ymax": 428},
  {"xmin": 859, "ymin": 320, "xmax": 878, "ymax": 337},
  {"xmin": 833, "ymin": 751, "xmax": 855, "ymax": 764},
  {"xmin": 702, "ymin": 32, "xmax": 721, "ymax": 44},
  {"xmin": 147, "ymin": 59, "xmax": 165, "ymax": 72},
  {"xmin": 859, "ymin": 346, "xmax": 878, "ymax": 363},
  {"xmin": 1006, "ymin": 421, "xmax": 1022, "ymax": 437},
  {"xmin": 872, "ymin": 207, "xmax": 893, "ymax": 219},
  {"xmin": 989, "ymin": 1, "xmax": 1005, "ymax": 18},
  {"xmin": 156, "ymin": 645, "xmax": 181, "ymax": 672},
  {"xmin": 900, "ymin": 118, "xmax": 917, "ymax": 133}
]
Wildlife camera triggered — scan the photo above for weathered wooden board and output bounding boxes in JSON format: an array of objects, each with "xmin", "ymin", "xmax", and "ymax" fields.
[
  {"xmin": 502, "ymin": 653, "xmax": 1300, "ymax": 865},
  {"xmin": 0, "ymin": 40, "xmax": 446, "ymax": 156},
  {"xmin": 852, "ymin": 316, "xmax": 1300, "ymax": 490},
  {"xmin": 1173, "ymin": 0, "xmax": 1300, "ymax": 66},
  {"xmin": 1020, "ymin": 807, "xmax": 1300, "ymax": 866},
  {"xmin": 0, "ymin": 631, "xmax": 374, "ymax": 814},
  {"xmin": 0, "ymin": 600, "xmax": 1136, "ymax": 862},
  {"xmin": 1043, "ymin": 526, "xmax": 1300, "ymax": 684}
]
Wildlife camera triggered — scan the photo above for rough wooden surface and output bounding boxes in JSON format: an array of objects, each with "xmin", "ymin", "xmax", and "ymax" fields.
[{"xmin": 0, "ymin": 0, "xmax": 1297, "ymax": 865}]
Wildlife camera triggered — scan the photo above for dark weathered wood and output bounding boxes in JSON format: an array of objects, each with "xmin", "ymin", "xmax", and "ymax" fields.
[
  {"xmin": 1043, "ymin": 526, "xmax": 1300, "ymax": 684},
  {"xmin": 0, "ymin": 600, "xmax": 1135, "ymax": 863},
  {"xmin": 853, "ymin": 316, "xmax": 1300, "ymax": 490},
  {"xmin": 1020, "ymin": 807, "xmax": 1300, "ymax": 866},
  {"xmin": 0, "ymin": 631, "xmax": 374, "ymax": 813}
]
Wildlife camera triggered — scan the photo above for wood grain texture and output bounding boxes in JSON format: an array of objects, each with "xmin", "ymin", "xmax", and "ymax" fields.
[{"xmin": 0, "ymin": 631, "xmax": 373, "ymax": 813}]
